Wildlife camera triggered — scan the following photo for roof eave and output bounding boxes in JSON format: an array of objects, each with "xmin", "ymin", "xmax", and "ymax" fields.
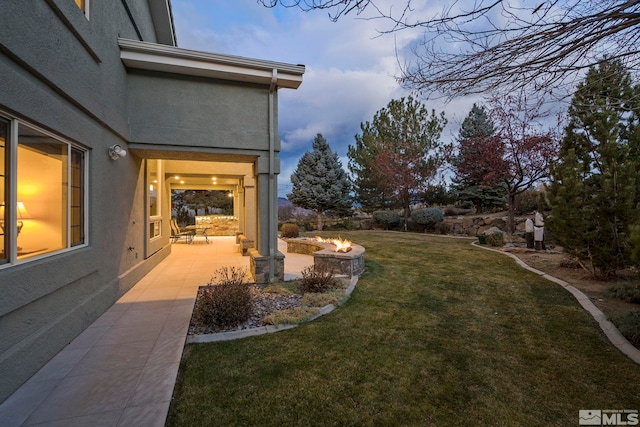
[{"xmin": 118, "ymin": 39, "xmax": 305, "ymax": 89}]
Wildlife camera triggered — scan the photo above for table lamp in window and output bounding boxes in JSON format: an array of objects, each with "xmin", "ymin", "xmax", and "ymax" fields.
[
  {"xmin": 0, "ymin": 202, "xmax": 32, "ymax": 250},
  {"xmin": 16, "ymin": 202, "xmax": 32, "ymax": 235},
  {"xmin": 0, "ymin": 203, "xmax": 31, "ymax": 228}
]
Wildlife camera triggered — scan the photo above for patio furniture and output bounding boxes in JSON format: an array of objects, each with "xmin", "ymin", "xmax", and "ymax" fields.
[
  {"xmin": 185, "ymin": 225, "xmax": 210, "ymax": 244},
  {"xmin": 170, "ymin": 218, "xmax": 194, "ymax": 244}
]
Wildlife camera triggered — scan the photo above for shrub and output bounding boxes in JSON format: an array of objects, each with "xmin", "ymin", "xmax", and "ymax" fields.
[
  {"xmin": 372, "ymin": 210, "xmax": 401, "ymax": 230},
  {"xmin": 193, "ymin": 267, "xmax": 252, "ymax": 329},
  {"xmin": 434, "ymin": 221, "xmax": 451, "ymax": 235},
  {"xmin": 605, "ymin": 282, "xmax": 640, "ymax": 304},
  {"xmin": 444, "ymin": 206, "xmax": 474, "ymax": 216},
  {"xmin": 613, "ymin": 311, "xmax": 640, "ymax": 346},
  {"xmin": 281, "ymin": 223, "xmax": 300, "ymax": 238},
  {"xmin": 411, "ymin": 208, "xmax": 444, "ymax": 229},
  {"xmin": 631, "ymin": 225, "xmax": 640, "ymax": 267},
  {"xmin": 298, "ymin": 265, "xmax": 337, "ymax": 293},
  {"xmin": 485, "ymin": 232, "xmax": 504, "ymax": 247}
]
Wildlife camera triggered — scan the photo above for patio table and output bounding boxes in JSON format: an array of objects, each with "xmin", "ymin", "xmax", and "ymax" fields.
[{"xmin": 185, "ymin": 225, "xmax": 211, "ymax": 243}]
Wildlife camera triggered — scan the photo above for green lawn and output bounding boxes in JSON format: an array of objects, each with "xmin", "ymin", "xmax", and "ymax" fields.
[{"xmin": 167, "ymin": 231, "xmax": 640, "ymax": 426}]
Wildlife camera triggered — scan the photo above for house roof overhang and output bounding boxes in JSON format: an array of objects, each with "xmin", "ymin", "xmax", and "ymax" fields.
[{"xmin": 118, "ymin": 39, "xmax": 305, "ymax": 89}]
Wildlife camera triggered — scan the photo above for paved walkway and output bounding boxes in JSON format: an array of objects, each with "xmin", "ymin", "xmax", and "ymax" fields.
[{"xmin": 0, "ymin": 237, "xmax": 312, "ymax": 427}]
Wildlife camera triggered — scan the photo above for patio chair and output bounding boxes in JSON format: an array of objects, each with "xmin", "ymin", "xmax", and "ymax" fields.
[{"xmin": 170, "ymin": 218, "xmax": 194, "ymax": 244}]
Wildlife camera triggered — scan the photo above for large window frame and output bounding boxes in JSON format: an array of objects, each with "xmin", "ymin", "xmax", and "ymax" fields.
[
  {"xmin": 0, "ymin": 118, "xmax": 9, "ymax": 265},
  {"xmin": 147, "ymin": 159, "xmax": 162, "ymax": 241},
  {"xmin": 0, "ymin": 113, "xmax": 88, "ymax": 268},
  {"xmin": 74, "ymin": 0, "xmax": 90, "ymax": 19}
]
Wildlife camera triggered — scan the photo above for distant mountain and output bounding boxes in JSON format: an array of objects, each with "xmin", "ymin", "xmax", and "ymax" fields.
[{"xmin": 278, "ymin": 197, "xmax": 292, "ymax": 208}]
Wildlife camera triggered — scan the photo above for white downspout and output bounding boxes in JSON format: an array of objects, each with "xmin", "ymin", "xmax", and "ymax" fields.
[{"xmin": 268, "ymin": 68, "xmax": 277, "ymax": 282}]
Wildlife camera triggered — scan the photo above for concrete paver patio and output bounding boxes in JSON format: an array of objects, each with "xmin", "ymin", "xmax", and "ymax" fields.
[{"xmin": 0, "ymin": 237, "xmax": 312, "ymax": 427}]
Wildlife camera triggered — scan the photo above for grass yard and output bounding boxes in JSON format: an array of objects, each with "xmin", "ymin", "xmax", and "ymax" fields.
[{"xmin": 167, "ymin": 231, "xmax": 640, "ymax": 426}]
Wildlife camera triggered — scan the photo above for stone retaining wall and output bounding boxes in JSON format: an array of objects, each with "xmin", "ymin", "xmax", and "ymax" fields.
[
  {"xmin": 195, "ymin": 215, "xmax": 239, "ymax": 236},
  {"xmin": 444, "ymin": 216, "xmax": 528, "ymax": 237}
]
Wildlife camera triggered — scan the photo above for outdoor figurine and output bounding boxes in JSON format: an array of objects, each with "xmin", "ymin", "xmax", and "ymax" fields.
[
  {"xmin": 525, "ymin": 218, "xmax": 535, "ymax": 249},
  {"xmin": 534, "ymin": 211, "xmax": 545, "ymax": 250}
]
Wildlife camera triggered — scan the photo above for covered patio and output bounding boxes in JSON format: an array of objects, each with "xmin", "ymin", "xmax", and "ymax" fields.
[{"xmin": 0, "ymin": 237, "xmax": 312, "ymax": 426}]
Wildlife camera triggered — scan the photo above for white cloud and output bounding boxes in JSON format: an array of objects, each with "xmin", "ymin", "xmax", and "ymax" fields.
[
  {"xmin": 279, "ymin": 65, "xmax": 406, "ymax": 152},
  {"xmin": 171, "ymin": 0, "xmax": 485, "ymax": 196}
]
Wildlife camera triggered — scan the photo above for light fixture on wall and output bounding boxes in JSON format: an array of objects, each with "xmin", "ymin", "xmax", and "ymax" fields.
[{"xmin": 108, "ymin": 144, "xmax": 127, "ymax": 160}]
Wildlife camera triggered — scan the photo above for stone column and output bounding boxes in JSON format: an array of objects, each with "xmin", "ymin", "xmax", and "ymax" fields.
[
  {"xmin": 250, "ymin": 156, "xmax": 283, "ymax": 284},
  {"xmin": 243, "ymin": 176, "xmax": 256, "ymax": 243}
]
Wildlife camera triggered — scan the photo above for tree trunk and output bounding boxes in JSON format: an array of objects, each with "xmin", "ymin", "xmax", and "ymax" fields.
[
  {"xmin": 403, "ymin": 205, "xmax": 410, "ymax": 232},
  {"xmin": 507, "ymin": 192, "xmax": 516, "ymax": 234},
  {"xmin": 316, "ymin": 210, "xmax": 323, "ymax": 231}
]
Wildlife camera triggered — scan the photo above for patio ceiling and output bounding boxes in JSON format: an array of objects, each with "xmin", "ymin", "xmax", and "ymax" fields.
[{"xmin": 167, "ymin": 173, "xmax": 238, "ymax": 190}]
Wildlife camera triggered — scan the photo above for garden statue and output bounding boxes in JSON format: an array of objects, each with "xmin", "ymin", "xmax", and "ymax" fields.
[
  {"xmin": 525, "ymin": 218, "xmax": 534, "ymax": 249},
  {"xmin": 534, "ymin": 211, "xmax": 545, "ymax": 250}
]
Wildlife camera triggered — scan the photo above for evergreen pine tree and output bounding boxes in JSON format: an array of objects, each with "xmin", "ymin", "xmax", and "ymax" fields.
[
  {"xmin": 451, "ymin": 104, "xmax": 506, "ymax": 212},
  {"xmin": 288, "ymin": 133, "xmax": 352, "ymax": 230},
  {"xmin": 547, "ymin": 59, "xmax": 640, "ymax": 279}
]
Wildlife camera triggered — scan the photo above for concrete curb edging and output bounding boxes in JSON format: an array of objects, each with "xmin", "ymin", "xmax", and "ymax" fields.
[
  {"xmin": 472, "ymin": 242, "xmax": 640, "ymax": 365},
  {"xmin": 186, "ymin": 275, "xmax": 359, "ymax": 344}
]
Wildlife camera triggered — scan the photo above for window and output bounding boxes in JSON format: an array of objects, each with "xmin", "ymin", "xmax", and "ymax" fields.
[
  {"xmin": 0, "ymin": 113, "xmax": 87, "ymax": 265},
  {"xmin": 147, "ymin": 160, "xmax": 161, "ymax": 239},
  {"xmin": 74, "ymin": 0, "xmax": 89, "ymax": 18},
  {"xmin": 0, "ymin": 119, "xmax": 8, "ymax": 264},
  {"xmin": 70, "ymin": 148, "xmax": 85, "ymax": 246}
]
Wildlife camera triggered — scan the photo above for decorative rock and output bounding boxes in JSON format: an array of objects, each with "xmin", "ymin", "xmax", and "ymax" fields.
[
  {"xmin": 491, "ymin": 218, "xmax": 507, "ymax": 229},
  {"xmin": 484, "ymin": 226, "xmax": 505, "ymax": 236}
]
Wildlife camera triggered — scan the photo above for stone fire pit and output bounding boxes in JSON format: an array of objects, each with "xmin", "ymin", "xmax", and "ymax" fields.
[{"xmin": 286, "ymin": 237, "xmax": 365, "ymax": 277}]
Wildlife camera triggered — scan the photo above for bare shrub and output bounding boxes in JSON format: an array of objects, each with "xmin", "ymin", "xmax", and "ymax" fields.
[
  {"xmin": 298, "ymin": 265, "xmax": 337, "ymax": 293},
  {"xmin": 434, "ymin": 221, "xmax": 451, "ymax": 235},
  {"xmin": 193, "ymin": 267, "xmax": 252, "ymax": 329}
]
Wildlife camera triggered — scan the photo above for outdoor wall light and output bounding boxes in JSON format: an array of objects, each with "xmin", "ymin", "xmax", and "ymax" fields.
[{"xmin": 108, "ymin": 144, "xmax": 127, "ymax": 160}]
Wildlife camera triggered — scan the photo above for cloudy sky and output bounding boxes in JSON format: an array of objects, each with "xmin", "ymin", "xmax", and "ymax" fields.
[{"xmin": 171, "ymin": 0, "xmax": 481, "ymax": 196}]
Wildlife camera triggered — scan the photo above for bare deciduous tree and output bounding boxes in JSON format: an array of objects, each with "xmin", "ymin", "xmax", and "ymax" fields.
[
  {"xmin": 260, "ymin": 0, "xmax": 640, "ymax": 98},
  {"xmin": 488, "ymin": 91, "xmax": 560, "ymax": 233}
]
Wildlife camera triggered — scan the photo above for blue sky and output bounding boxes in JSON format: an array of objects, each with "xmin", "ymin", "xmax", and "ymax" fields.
[{"xmin": 171, "ymin": 0, "xmax": 481, "ymax": 196}]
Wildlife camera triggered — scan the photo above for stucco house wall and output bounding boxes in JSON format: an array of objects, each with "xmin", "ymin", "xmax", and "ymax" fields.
[
  {"xmin": 0, "ymin": 0, "xmax": 169, "ymax": 403},
  {"xmin": 0, "ymin": 0, "xmax": 303, "ymax": 403},
  {"xmin": 127, "ymin": 71, "xmax": 274, "ymax": 151}
]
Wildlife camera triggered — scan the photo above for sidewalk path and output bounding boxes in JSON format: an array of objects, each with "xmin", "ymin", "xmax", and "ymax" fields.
[{"xmin": 0, "ymin": 237, "xmax": 311, "ymax": 427}]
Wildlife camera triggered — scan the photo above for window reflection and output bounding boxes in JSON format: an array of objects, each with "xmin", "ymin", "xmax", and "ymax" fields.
[{"xmin": 17, "ymin": 126, "xmax": 68, "ymax": 257}]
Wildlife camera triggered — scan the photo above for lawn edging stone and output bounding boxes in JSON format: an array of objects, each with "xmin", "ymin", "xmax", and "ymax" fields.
[
  {"xmin": 186, "ymin": 275, "xmax": 358, "ymax": 344},
  {"xmin": 471, "ymin": 241, "xmax": 640, "ymax": 365}
]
